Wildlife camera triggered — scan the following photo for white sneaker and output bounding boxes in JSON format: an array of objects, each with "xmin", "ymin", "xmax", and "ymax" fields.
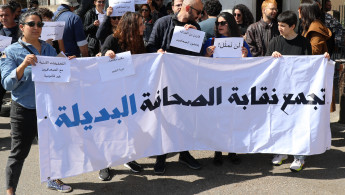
[
  {"xmin": 271, "ymin": 154, "xmax": 288, "ymax": 165},
  {"xmin": 290, "ymin": 159, "xmax": 305, "ymax": 172}
]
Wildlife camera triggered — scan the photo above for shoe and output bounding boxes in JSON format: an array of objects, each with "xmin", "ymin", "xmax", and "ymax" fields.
[
  {"xmin": 179, "ymin": 152, "xmax": 201, "ymax": 170},
  {"xmin": 154, "ymin": 155, "xmax": 166, "ymax": 175},
  {"xmin": 47, "ymin": 179, "xmax": 72, "ymax": 193},
  {"xmin": 290, "ymin": 159, "xmax": 304, "ymax": 172},
  {"xmin": 228, "ymin": 153, "xmax": 241, "ymax": 165},
  {"xmin": 213, "ymin": 151, "xmax": 223, "ymax": 166},
  {"xmin": 271, "ymin": 154, "xmax": 288, "ymax": 166},
  {"xmin": 99, "ymin": 168, "xmax": 111, "ymax": 181},
  {"xmin": 124, "ymin": 161, "xmax": 143, "ymax": 173}
]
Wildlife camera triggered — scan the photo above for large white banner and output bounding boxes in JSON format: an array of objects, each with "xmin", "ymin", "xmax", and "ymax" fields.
[{"xmin": 35, "ymin": 54, "xmax": 334, "ymax": 182}]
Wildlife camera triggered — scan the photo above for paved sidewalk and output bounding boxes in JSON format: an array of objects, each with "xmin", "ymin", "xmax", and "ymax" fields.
[{"xmin": 0, "ymin": 105, "xmax": 345, "ymax": 194}]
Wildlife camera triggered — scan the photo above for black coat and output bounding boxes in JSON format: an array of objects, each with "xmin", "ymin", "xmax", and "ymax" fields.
[{"xmin": 84, "ymin": 7, "xmax": 101, "ymax": 53}]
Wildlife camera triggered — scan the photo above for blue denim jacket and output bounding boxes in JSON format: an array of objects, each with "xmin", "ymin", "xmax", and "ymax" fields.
[{"xmin": 1, "ymin": 38, "xmax": 57, "ymax": 109}]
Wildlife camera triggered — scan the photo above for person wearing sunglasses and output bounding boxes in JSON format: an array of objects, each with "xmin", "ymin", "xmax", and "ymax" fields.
[
  {"xmin": 1, "ymin": 11, "xmax": 73, "ymax": 195},
  {"xmin": 147, "ymin": 0, "xmax": 203, "ymax": 175},
  {"xmin": 140, "ymin": 4, "xmax": 155, "ymax": 46},
  {"xmin": 202, "ymin": 12, "xmax": 251, "ymax": 166},
  {"xmin": 96, "ymin": 6, "xmax": 121, "ymax": 46},
  {"xmin": 233, "ymin": 4, "xmax": 254, "ymax": 36},
  {"xmin": 204, "ymin": 12, "xmax": 251, "ymax": 58},
  {"xmin": 245, "ymin": 0, "xmax": 279, "ymax": 57},
  {"xmin": 83, "ymin": 0, "xmax": 106, "ymax": 56}
]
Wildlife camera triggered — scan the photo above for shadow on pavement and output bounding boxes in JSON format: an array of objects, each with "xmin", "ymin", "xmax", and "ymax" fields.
[
  {"xmin": 0, "ymin": 122, "xmax": 11, "ymax": 130},
  {"xmin": 0, "ymin": 136, "xmax": 11, "ymax": 151},
  {"xmin": 66, "ymin": 122, "xmax": 345, "ymax": 194}
]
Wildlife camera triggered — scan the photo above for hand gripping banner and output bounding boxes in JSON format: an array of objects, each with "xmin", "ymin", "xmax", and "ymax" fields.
[{"xmin": 35, "ymin": 53, "xmax": 334, "ymax": 181}]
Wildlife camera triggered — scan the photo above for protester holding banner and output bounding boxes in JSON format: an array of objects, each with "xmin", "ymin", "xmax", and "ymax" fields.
[
  {"xmin": 1, "ymin": 11, "xmax": 72, "ymax": 194},
  {"xmin": 203, "ymin": 12, "xmax": 251, "ymax": 58},
  {"xmin": 84, "ymin": 0, "xmax": 106, "ymax": 56},
  {"xmin": 98, "ymin": 11, "xmax": 146, "ymax": 181},
  {"xmin": 266, "ymin": 11, "xmax": 312, "ymax": 172},
  {"xmin": 147, "ymin": 0, "xmax": 204, "ymax": 175},
  {"xmin": 299, "ymin": 1, "xmax": 335, "ymax": 112},
  {"xmin": 202, "ymin": 12, "xmax": 249, "ymax": 166}
]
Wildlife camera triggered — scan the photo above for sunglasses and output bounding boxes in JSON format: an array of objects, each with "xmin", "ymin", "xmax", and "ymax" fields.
[
  {"xmin": 96, "ymin": 1, "xmax": 105, "ymax": 3},
  {"xmin": 141, "ymin": 9, "xmax": 149, "ymax": 12},
  {"xmin": 234, "ymin": 13, "xmax": 242, "ymax": 17},
  {"xmin": 23, "ymin": 21, "xmax": 44, "ymax": 28},
  {"xmin": 110, "ymin": 16, "xmax": 121, "ymax": 20},
  {"xmin": 190, "ymin": 6, "xmax": 202, "ymax": 16},
  {"xmin": 215, "ymin": 21, "xmax": 227, "ymax": 26}
]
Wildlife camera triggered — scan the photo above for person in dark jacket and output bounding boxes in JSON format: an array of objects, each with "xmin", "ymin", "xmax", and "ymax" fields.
[
  {"xmin": 233, "ymin": 4, "xmax": 254, "ymax": 36},
  {"xmin": 245, "ymin": 0, "xmax": 279, "ymax": 57},
  {"xmin": 96, "ymin": 6, "xmax": 120, "ymax": 45},
  {"xmin": 84, "ymin": 0, "xmax": 106, "ymax": 56},
  {"xmin": 140, "ymin": 4, "xmax": 155, "ymax": 46},
  {"xmin": 147, "ymin": 0, "xmax": 204, "ymax": 175},
  {"xmin": 98, "ymin": 12, "xmax": 146, "ymax": 181}
]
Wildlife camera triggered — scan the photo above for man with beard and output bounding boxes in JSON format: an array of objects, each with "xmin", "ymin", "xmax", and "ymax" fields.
[
  {"xmin": 245, "ymin": 0, "xmax": 279, "ymax": 57},
  {"xmin": 147, "ymin": 0, "xmax": 203, "ymax": 175}
]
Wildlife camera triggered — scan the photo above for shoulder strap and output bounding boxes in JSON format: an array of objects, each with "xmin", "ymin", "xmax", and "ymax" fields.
[
  {"xmin": 18, "ymin": 40, "xmax": 34, "ymax": 54},
  {"xmin": 53, "ymin": 8, "xmax": 70, "ymax": 21}
]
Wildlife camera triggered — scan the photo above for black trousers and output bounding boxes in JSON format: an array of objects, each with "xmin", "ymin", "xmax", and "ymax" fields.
[{"xmin": 5, "ymin": 101, "xmax": 37, "ymax": 192}]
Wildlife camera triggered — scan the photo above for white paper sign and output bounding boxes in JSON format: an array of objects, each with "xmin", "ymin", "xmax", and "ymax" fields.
[
  {"xmin": 98, "ymin": 51, "xmax": 135, "ymax": 81},
  {"xmin": 170, "ymin": 26, "xmax": 205, "ymax": 53},
  {"xmin": 40, "ymin": 21, "xmax": 65, "ymax": 41},
  {"xmin": 109, "ymin": 0, "xmax": 135, "ymax": 16},
  {"xmin": 0, "ymin": 35, "xmax": 12, "ymax": 51},
  {"xmin": 135, "ymin": 0, "xmax": 147, "ymax": 4},
  {"xmin": 213, "ymin": 37, "xmax": 243, "ymax": 58},
  {"xmin": 32, "ymin": 56, "xmax": 71, "ymax": 82},
  {"xmin": 98, "ymin": 13, "xmax": 105, "ymax": 24}
]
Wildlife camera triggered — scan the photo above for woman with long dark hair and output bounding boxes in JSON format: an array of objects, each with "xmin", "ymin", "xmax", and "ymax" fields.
[
  {"xmin": 140, "ymin": 4, "xmax": 155, "ymax": 46},
  {"xmin": 2, "ymin": 11, "xmax": 72, "ymax": 195},
  {"xmin": 299, "ymin": 1, "xmax": 334, "ymax": 112},
  {"xmin": 101, "ymin": 12, "xmax": 146, "ymax": 56},
  {"xmin": 299, "ymin": 1, "xmax": 331, "ymax": 55},
  {"xmin": 203, "ymin": 12, "xmax": 251, "ymax": 58},
  {"xmin": 98, "ymin": 12, "xmax": 146, "ymax": 181},
  {"xmin": 233, "ymin": 4, "xmax": 254, "ymax": 36}
]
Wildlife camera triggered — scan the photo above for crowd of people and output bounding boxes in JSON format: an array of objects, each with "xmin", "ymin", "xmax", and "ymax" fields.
[{"xmin": 0, "ymin": 0, "xmax": 343, "ymax": 194}]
